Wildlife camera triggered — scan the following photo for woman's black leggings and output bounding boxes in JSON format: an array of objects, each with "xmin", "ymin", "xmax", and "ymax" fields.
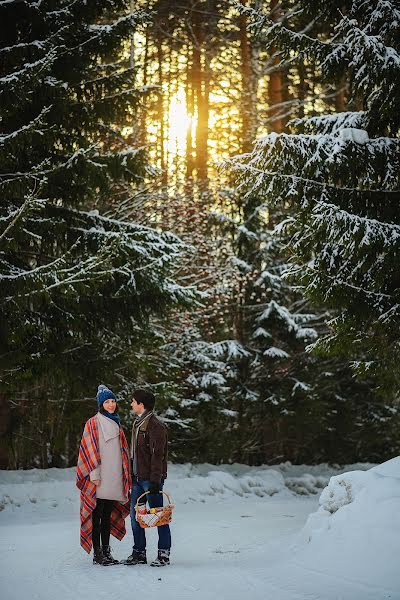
[{"xmin": 92, "ymin": 499, "xmax": 114, "ymax": 548}]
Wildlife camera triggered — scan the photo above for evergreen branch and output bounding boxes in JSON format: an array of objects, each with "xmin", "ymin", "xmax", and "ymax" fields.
[
  {"xmin": 0, "ymin": 146, "xmax": 100, "ymax": 187},
  {"xmin": 0, "ymin": 38, "xmax": 46, "ymax": 56},
  {"xmin": 1, "ymin": 237, "xmax": 83, "ymax": 284},
  {"xmin": 311, "ymin": 200, "xmax": 400, "ymax": 243},
  {"xmin": 289, "ymin": 262, "xmax": 395, "ymax": 304},
  {"xmin": 0, "ymin": 194, "xmax": 43, "ymax": 246},
  {"xmin": 226, "ymin": 158, "xmax": 399, "ymax": 196},
  {"xmin": 0, "ymin": 106, "xmax": 53, "ymax": 146},
  {"xmin": 289, "ymin": 112, "xmax": 368, "ymax": 135},
  {"xmin": 0, "ymin": 47, "xmax": 58, "ymax": 89}
]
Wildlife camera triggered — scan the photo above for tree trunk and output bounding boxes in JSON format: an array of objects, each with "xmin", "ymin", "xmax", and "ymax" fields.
[
  {"xmin": 238, "ymin": 1, "xmax": 258, "ymax": 152},
  {"xmin": 186, "ymin": 48, "xmax": 195, "ymax": 180},
  {"xmin": 156, "ymin": 30, "xmax": 167, "ymax": 184},
  {"xmin": 335, "ymin": 76, "xmax": 346, "ymax": 112},
  {"xmin": 268, "ymin": 0, "xmax": 286, "ymax": 133},
  {"xmin": 297, "ymin": 59, "xmax": 307, "ymax": 119},
  {"xmin": 192, "ymin": 8, "xmax": 209, "ymax": 183},
  {"xmin": 0, "ymin": 394, "xmax": 12, "ymax": 468},
  {"xmin": 138, "ymin": 26, "xmax": 150, "ymax": 146}
]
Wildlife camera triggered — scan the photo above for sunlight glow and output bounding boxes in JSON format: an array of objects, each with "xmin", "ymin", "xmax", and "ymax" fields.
[{"xmin": 166, "ymin": 88, "xmax": 194, "ymax": 156}]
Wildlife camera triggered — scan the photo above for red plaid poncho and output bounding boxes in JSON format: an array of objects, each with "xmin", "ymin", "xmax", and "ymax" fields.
[{"xmin": 76, "ymin": 415, "xmax": 132, "ymax": 553}]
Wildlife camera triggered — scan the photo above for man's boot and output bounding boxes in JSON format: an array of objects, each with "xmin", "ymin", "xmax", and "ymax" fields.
[
  {"xmin": 102, "ymin": 545, "xmax": 119, "ymax": 565},
  {"xmin": 121, "ymin": 549, "xmax": 147, "ymax": 565},
  {"xmin": 93, "ymin": 546, "xmax": 114, "ymax": 566},
  {"xmin": 150, "ymin": 549, "xmax": 170, "ymax": 567}
]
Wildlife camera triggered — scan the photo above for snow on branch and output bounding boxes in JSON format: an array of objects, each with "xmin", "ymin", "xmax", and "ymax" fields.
[
  {"xmin": 289, "ymin": 112, "xmax": 368, "ymax": 135},
  {"xmin": 0, "ymin": 106, "xmax": 53, "ymax": 147},
  {"xmin": 210, "ymin": 340, "xmax": 251, "ymax": 361},
  {"xmin": 227, "ymin": 132, "xmax": 400, "ymax": 199}
]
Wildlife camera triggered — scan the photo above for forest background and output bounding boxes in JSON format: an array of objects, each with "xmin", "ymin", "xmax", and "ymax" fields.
[{"xmin": 1, "ymin": 0, "xmax": 399, "ymax": 470}]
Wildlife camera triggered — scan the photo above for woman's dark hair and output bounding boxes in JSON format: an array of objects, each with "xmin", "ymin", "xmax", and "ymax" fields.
[
  {"xmin": 133, "ymin": 389, "xmax": 156, "ymax": 411},
  {"xmin": 100, "ymin": 403, "xmax": 119, "ymax": 415}
]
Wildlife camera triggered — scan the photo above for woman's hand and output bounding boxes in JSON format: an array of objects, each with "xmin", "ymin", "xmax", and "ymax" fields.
[{"xmin": 92, "ymin": 479, "xmax": 101, "ymax": 486}]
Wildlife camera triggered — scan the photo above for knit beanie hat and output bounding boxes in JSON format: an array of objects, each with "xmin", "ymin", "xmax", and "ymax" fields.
[{"xmin": 97, "ymin": 384, "xmax": 117, "ymax": 409}]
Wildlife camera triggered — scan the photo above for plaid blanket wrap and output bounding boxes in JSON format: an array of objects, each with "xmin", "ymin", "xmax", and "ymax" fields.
[{"xmin": 76, "ymin": 415, "xmax": 131, "ymax": 553}]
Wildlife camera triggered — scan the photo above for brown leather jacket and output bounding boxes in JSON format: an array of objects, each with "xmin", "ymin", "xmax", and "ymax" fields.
[{"xmin": 132, "ymin": 414, "xmax": 168, "ymax": 482}]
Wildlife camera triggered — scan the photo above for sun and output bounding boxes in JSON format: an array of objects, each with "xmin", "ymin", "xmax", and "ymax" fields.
[{"xmin": 166, "ymin": 88, "xmax": 194, "ymax": 156}]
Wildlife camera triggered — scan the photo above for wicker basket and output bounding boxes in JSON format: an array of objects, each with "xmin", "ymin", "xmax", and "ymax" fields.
[{"xmin": 135, "ymin": 490, "xmax": 174, "ymax": 529}]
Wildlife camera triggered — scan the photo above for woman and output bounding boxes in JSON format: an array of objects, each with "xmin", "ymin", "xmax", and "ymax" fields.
[{"xmin": 76, "ymin": 384, "xmax": 131, "ymax": 565}]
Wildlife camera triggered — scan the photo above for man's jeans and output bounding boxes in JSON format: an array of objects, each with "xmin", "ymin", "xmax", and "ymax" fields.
[{"xmin": 130, "ymin": 477, "xmax": 171, "ymax": 552}]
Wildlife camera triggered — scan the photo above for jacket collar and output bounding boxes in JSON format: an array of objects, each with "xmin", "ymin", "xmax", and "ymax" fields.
[
  {"xmin": 134, "ymin": 410, "xmax": 153, "ymax": 430},
  {"xmin": 97, "ymin": 412, "xmax": 120, "ymax": 442}
]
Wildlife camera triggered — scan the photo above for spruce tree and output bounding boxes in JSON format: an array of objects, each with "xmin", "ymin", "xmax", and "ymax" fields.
[
  {"xmin": 0, "ymin": 1, "xmax": 195, "ymax": 467},
  {"xmin": 230, "ymin": 0, "xmax": 400, "ymax": 398}
]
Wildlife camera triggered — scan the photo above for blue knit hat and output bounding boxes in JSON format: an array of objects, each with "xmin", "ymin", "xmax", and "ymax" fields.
[{"xmin": 97, "ymin": 384, "xmax": 117, "ymax": 408}]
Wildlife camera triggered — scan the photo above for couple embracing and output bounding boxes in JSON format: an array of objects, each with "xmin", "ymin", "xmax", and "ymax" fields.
[{"xmin": 76, "ymin": 386, "xmax": 171, "ymax": 567}]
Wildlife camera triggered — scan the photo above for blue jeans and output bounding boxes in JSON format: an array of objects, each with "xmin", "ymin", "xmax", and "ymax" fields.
[{"xmin": 130, "ymin": 477, "xmax": 171, "ymax": 552}]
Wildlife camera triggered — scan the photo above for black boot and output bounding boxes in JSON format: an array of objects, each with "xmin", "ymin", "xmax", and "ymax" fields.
[
  {"xmin": 93, "ymin": 546, "xmax": 114, "ymax": 566},
  {"xmin": 121, "ymin": 549, "xmax": 147, "ymax": 565},
  {"xmin": 150, "ymin": 549, "xmax": 170, "ymax": 567},
  {"xmin": 102, "ymin": 545, "xmax": 119, "ymax": 565}
]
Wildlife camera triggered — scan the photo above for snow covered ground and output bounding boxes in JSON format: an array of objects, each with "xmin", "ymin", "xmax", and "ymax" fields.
[{"xmin": 0, "ymin": 460, "xmax": 399, "ymax": 600}]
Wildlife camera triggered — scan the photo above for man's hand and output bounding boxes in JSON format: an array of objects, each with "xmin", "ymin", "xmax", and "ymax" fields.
[
  {"xmin": 92, "ymin": 479, "xmax": 101, "ymax": 486},
  {"xmin": 148, "ymin": 481, "xmax": 160, "ymax": 495}
]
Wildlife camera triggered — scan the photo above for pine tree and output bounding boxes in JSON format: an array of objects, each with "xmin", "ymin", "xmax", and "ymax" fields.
[
  {"xmin": 160, "ymin": 320, "xmax": 233, "ymax": 463},
  {"xmin": 210, "ymin": 193, "xmax": 340, "ymax": 464},
  {"xmin": 205, "ymin": 2, "xmax": 327, "ymax": 464},
  {"xmin": 0, "ymin": 1, "xmax": 196, "ymax": 467},
  {"xmin": 229, "ymin": 0, "xmax": 400, "ymax": 398}
]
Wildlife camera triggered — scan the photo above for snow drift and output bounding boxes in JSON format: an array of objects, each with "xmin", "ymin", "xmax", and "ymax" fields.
[
  {"xmin": 295, "ymin": 456, "xmax": 400, "ymax": 594},
  {"xmin": 0, "ymin": 461, "xmax": 374, "ymax": 514}
]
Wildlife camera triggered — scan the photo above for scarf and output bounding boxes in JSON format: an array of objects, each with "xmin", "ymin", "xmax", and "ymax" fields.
[
  {"xmin": 134, "ymin": 409, "xmax": 153, "ymax": 430},
  {"xmin": 101, "ymin": 409, "xmax": 120, "ymax": 426}
]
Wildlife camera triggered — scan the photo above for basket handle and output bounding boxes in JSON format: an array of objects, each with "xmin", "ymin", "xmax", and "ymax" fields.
[{"xmin": 135, "ymin": 490, "xmax": 172, "ymax": 510}]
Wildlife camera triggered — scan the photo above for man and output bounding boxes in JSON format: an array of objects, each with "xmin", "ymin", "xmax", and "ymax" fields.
[{"xmin": 122, "ymin": 389, "xmax": 171, "ymax": 567}]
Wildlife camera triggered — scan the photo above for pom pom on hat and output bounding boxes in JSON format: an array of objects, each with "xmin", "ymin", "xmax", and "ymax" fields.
[{"xmin": 97, "ymin": 384, "xmax": 117, "ymax": 408}]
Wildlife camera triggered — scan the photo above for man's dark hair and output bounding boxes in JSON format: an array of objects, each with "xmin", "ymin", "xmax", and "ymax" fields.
[{"xmin": 133, "ymin": 388, "xmax": 156, "ymax": 411}]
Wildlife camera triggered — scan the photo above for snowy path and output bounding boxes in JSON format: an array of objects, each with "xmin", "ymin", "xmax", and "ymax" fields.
[
  {"xmin": 1, "ymin": 496, "xmax": 396, "ymax": 600},
  {"xmin": 1, "ymin": 464, "xmax": 399, "ymax": 600},
  {"xmin": 0, "ymin": 496, "xmax": 315, "ymax": 600}
]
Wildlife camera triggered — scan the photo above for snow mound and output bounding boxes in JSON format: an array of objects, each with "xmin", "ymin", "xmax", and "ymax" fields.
[
  {"xmin": 0, "ymin": 466, "xmax": 287, "ymax": 516},
  {"xmin": 0, "ymin": 467, "xmax": 76, "ymax": 484},
  {"xmin": 285, "ymin": 473, "xmax": 328, "ymax": 496},
  {"xmin": 316, "ymin": 457, "xmax": 400, "ymax": 517},
  {"xmin": 370, "ymin": 455, "xmax": 399, "ymax": 477},
  {"xmin": 0, "ymin": 462, "xmax": 375, "ymax": 518},
  {"xmin": 173, "ymin": 468, "xmax": 286, "ymax": 502},
  {"xmin": 296, "ymin": 456, "xmax": 400, "ymax": 592}
]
